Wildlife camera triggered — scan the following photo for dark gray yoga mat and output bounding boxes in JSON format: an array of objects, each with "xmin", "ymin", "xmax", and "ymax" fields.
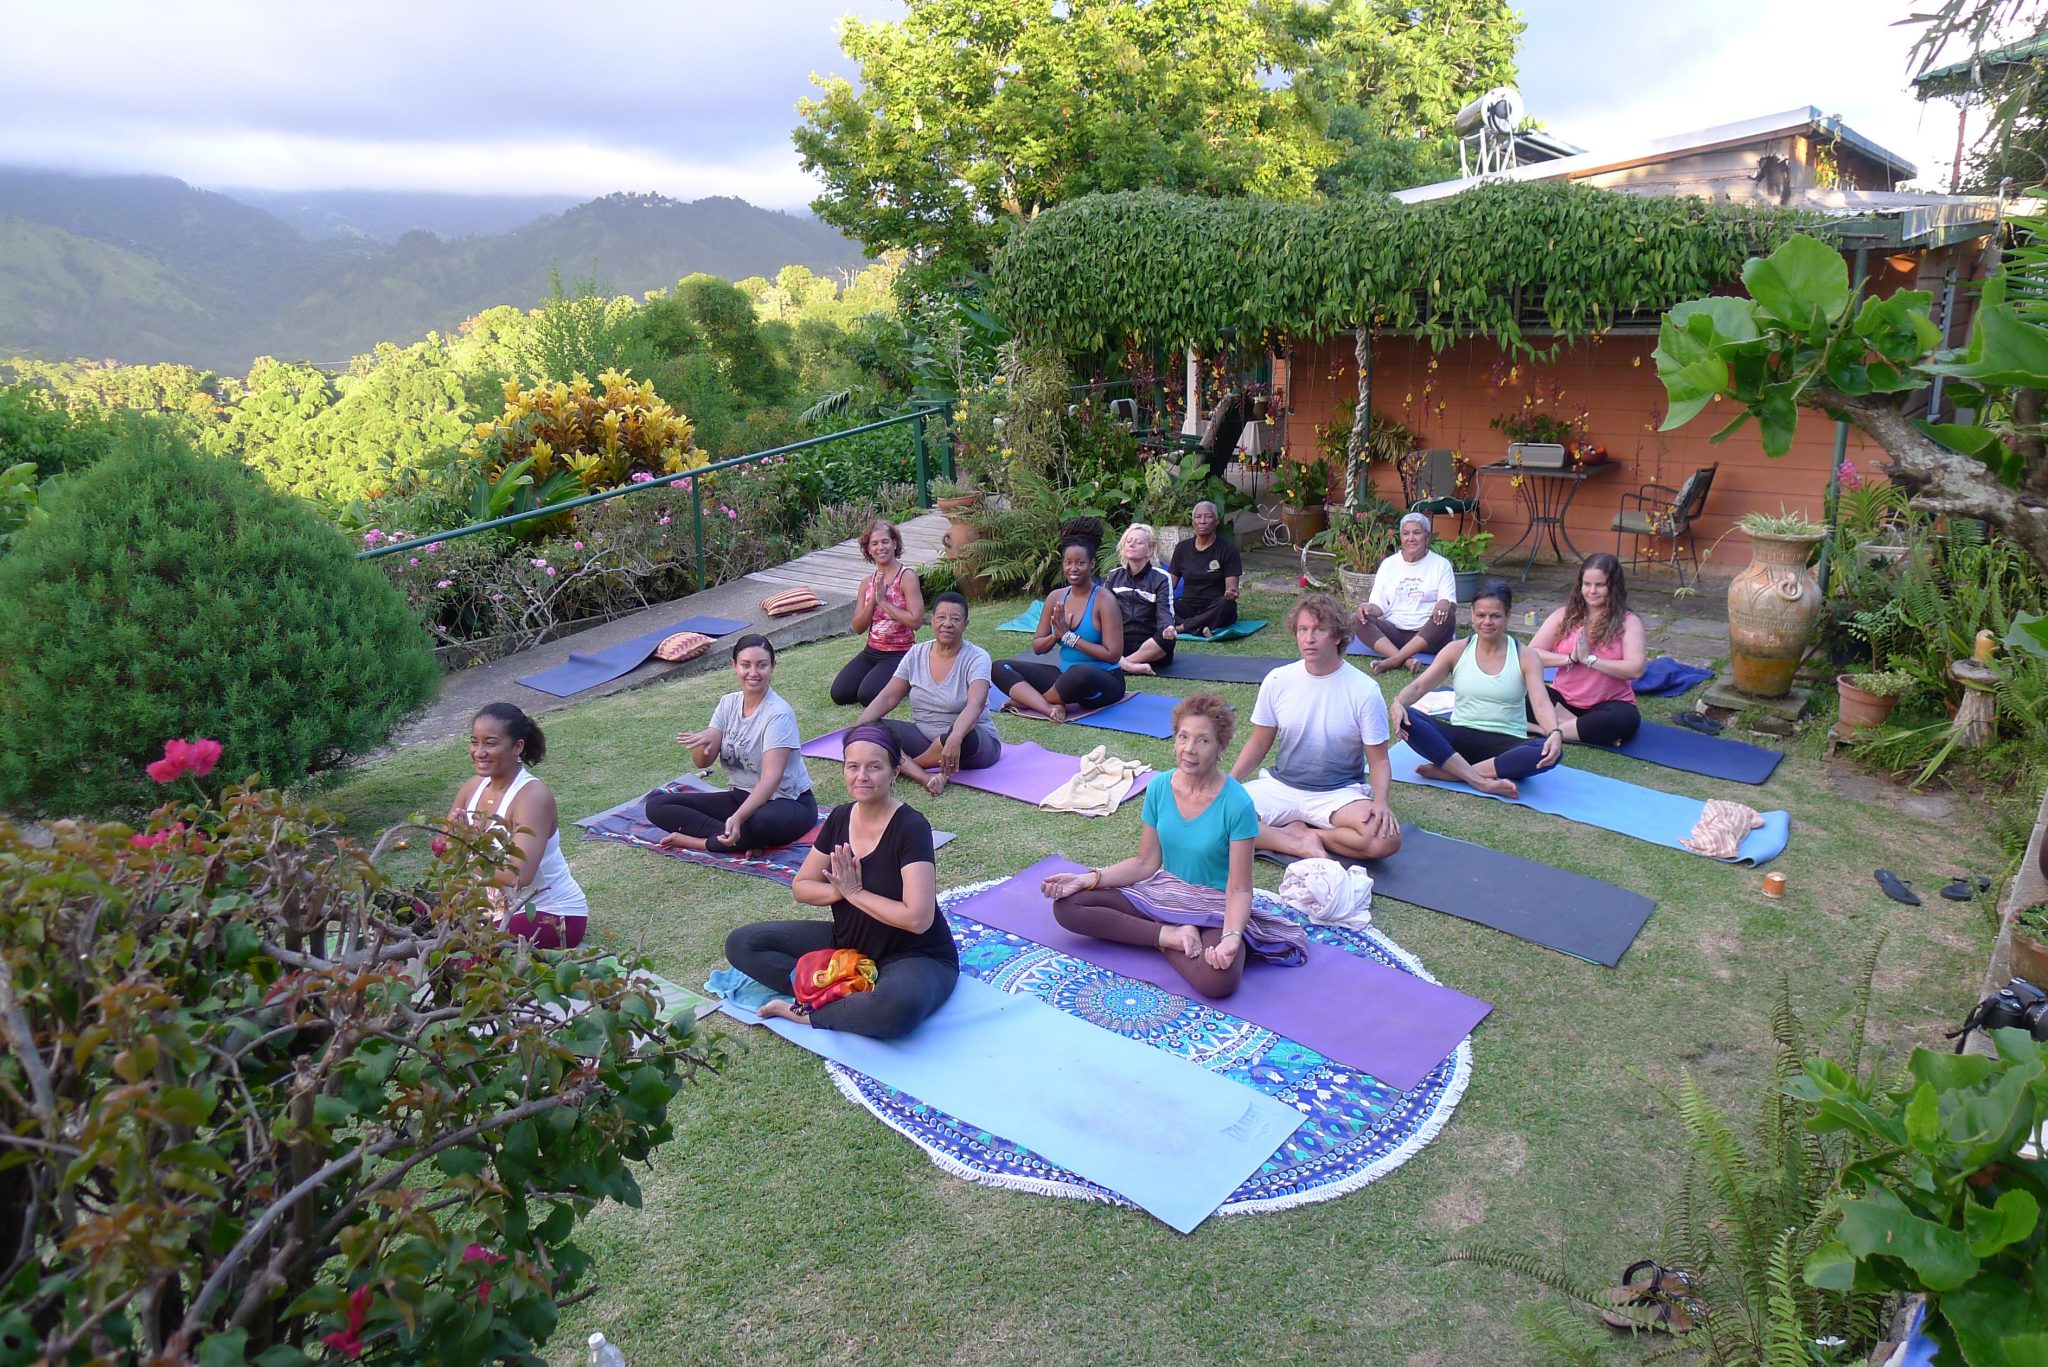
[
  {"xmin": 1262, "ymin": 825, "xmax": 1654, "ymax": 967},
  {"xmin": 1153, "ymin": 655, "xmax": 1290, "ymax": 684}
]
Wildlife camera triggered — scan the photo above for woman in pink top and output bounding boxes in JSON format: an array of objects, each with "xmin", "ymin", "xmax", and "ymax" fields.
[
  {"xmin": 831, "ymin": 520, "xmax": 925, "ymax": 706},
  {"xmin": 1528, "ymin": 553, "xmax": 1647, "ymax": 745}
]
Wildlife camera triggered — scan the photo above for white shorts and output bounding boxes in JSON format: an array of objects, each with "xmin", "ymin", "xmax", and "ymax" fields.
[{"xmin": 1242, "ymin": 771, "xmax": 1376, "ymax": 828}]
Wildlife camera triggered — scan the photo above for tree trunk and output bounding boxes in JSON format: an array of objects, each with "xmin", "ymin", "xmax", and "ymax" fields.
[
  {"xmin": 1812, "ymin": 386, "xmax": 2048, "ymax": 576},
  {"xmin": 1345, "ymin": 328, "xmax": 1372, "ymax": 508}
]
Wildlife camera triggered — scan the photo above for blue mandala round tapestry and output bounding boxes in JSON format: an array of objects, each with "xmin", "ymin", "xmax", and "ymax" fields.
[{"xmin": 820, "ymin": 882, "xmax": 1472, "ymax": 1216}]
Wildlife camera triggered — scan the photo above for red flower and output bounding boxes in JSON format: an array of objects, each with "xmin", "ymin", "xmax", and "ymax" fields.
[
  {"xmin": 145, "ymin": 737, "xmax": 223, "ymax": 783},
  {"xmin": 130, "ymin": 821, "xmax": 186, "ymax": 849},
  {"xmin": 321, "ymin": 1329, "xmax": 365, "ymax": 1360},
  {"xmin": 430, "ymin": 835, "xmax": 450, "ymax": 859},
  {"xmin": 462, "ymin": 1243, "xmax": 505, "ymax": 1265},
  {"xmin": 322, "ymin": 1284, "xmax": 374, "ymax": 1360}
]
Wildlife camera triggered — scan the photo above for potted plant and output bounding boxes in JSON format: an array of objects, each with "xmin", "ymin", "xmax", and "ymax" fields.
[
  {"xmin": 1309, "ymin": 510, "xmax": 1394, "ymax": 611},
  {"xmin": 1835, "ymin": 668, "xmax": 1913, "ymax": 735},
  {"xmin": 1727, "ymin": 509, "xmax": 1826, "ymax": 698},
  {"xmin": 1271, "ymin": 455, "xmax": 1329, "ymax": 544},
  {"xmin": 1245, "ymin": 381, "xmax": 1271, "ymax": 423},
  {"xmin": 1435, "ymin": 530, "xmax": 1495, "ymax": 602},
  {"xmin": 2012, "ymin": 902, "xmax": 2048, "ymax": 987},
  {"xmin": 932, "ymin": 476, "xmax": 988, "ymax": 599}
]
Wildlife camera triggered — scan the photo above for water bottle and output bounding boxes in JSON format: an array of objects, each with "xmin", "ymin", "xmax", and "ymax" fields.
[{"xmin": 587, "ymin": 1332, "xmax": 627, "ymax": 1367}]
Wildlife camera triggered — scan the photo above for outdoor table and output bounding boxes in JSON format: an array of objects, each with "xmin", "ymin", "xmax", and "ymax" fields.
[{"xmin": 1473, "ymin": 459, "xmax": 1617, "ymax": 579}]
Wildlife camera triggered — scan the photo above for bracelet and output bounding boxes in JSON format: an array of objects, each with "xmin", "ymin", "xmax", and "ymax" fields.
[
  {"xmin": 1089, "ymin": 870, "xmax": 1102, "ymax": 890},
  {"xmin": 1222, "ymin": 929, "xmax": 1244, "ymax": 942}
]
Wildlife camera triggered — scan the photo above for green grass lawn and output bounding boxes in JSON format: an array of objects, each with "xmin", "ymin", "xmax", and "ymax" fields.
[{"xmin": 316, "ymin": 591, "xmax": 2008, "ymax": 1367}]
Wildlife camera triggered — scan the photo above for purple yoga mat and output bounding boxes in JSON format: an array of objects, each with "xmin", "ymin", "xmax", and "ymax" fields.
[
  {"xmin": 952, "ymin": 857, "xmax": 1491, "ymax": 1092},
  {"xmin": 801, "ymin": 731, "xmax": 1155, "ymax": 808}
]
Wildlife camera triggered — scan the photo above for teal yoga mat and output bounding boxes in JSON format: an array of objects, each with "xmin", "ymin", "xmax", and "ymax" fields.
[
  {"xmin": 996, "ymin": 599, "xmax": 1265, "ymax": 641},
  {"xmin": 1388, "ymin": 741, "xmax": 1790, "ymax": 864},
  {"xmin": 718, "ymin": 975, "xmax": 1304, "ymax": 1233}
]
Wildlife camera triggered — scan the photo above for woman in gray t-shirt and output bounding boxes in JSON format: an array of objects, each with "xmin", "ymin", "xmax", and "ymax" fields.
[
  {"xmin": 853, "ymin": 591, "xmax": 1002, "ymax": 796},
  {"xmin": 644, "ymin": 634, "xmax": 817, "ymax": 852}
]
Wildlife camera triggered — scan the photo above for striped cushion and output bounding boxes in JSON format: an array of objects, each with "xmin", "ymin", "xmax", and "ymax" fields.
[
  {"xmin": 761, "ymin": 587, "xmax": 824, "ymax": 617},
  {"xmin": 654, "ymin": 631, "xmax": 714, "ymax": 662}
]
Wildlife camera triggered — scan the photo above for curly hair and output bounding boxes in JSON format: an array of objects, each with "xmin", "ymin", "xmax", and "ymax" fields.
[
  {"xmin": 858, "ymin": 519, "xmax": 904, "ymax": 563},
  {"xmin": 1058, "ymin": 515, "xmax": 1104, "ymax": 558},
  {"xmin": 1171, "ymin": 692, "xmax": 1236, "ymax": 752},
  {"xmin": 1559, "ymin": 553, "xmax": 1629, "ymax": 648}
]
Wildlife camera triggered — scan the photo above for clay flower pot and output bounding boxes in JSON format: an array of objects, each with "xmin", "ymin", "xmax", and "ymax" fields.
[
  {"xmin": 1279, "ymin": 503, "xmax": 1328, "ymax": 545},
  {"xmin": 1835, "ymin": 674, "xmax": 1899, "ymax": 735},
  {"xmin": 2012, "ymin": 908, "xmax": 2048, "ymax": 988}
]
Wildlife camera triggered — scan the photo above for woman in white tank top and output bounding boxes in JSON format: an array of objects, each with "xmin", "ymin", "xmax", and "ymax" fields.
[{"xmin": 448, "ymin": 703, "xmax": 589, "ymax": 948}]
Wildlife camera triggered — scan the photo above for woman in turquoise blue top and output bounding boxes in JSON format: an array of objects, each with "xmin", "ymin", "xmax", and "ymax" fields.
[
  {"xmin": 990, "ymin": 523, "xmax": 1126, "ymax": 720},
  {"xmin": 1041, "ymin": 694, "xmax": 1268, "ymax": 997},
  {"xmin": 1389, "ymin": 579, "xmax": 1564, "ymax": 799}
]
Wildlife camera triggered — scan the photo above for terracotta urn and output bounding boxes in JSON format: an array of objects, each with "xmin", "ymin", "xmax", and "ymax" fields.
[
  {"xmin": 1726, "ymin": 530, "xmax": 1824, "ymax": 697},
  {"xmin": 1278, "ymin": 503, "xmax": 1328, "ymax": 545}
]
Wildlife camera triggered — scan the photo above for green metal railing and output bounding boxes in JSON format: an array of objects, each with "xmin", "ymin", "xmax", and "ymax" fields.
[{"xmin": 358, "ymin": 405, "xmax": 953, "ymax": 590}]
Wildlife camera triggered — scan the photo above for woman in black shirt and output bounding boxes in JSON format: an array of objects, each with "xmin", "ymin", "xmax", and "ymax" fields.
[
  {"xmin": 726, "ymin": 725, "xmax": 955, "ymax": 1038},
  {"xmin": 1108, "ymin": 522, "xmax": 1177, "ymax": 676},
  {"xmin": 1168, "ymin": 500, "xmax": 1242, "ymax": 638}
]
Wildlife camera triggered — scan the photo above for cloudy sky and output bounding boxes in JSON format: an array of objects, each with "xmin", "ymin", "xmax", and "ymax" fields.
[{"xmin": 0, "ymin": 0, "xmax": 1986, "ymax": 206}]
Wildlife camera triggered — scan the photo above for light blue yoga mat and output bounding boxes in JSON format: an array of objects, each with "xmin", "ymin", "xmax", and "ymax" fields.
[
  {"xmin": 1388, "ymin": 741, "xmax": 1790, "ymax": 865},
  {"xmin": 1050, "ymin": 692, "xmax": 1205, "ymax": 739},
  {"xmin": 996, "ymin": 599, "xmax": 1265, "ymax": 641},
  {"xmin": 717, "ymin": 975, "xmax": 1305, "ymax": 1233},
  {"xmin": 517, "ymin": 615, "xmax": 752, "ymax": 696}
]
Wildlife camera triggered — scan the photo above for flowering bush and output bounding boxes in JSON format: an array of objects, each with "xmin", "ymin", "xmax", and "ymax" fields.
[
  {"xmin": 0, "ymin": 425, "xmax": 437, "ymax": 816},
  {"xmin": 0, "ymin": 769, "xmax": 707, "ymax": 1363},
  {"xmin": 464, "ymin": 371, "xmax": 705, "ymax": 531}
]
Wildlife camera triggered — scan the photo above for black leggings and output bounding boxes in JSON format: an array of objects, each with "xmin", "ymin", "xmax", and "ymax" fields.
[
  {"xmin": 877, "ymin": 719, "xmax": 1001, "ymax": 770},
  {"xmin": 1052, "ymin": 889, "xmax": 1243, "ymax": 998},
  {"xmin": 990, "ymin": 658, "xmax": 1126, "ymax": 711},
  {"xmin": 643, "ymin": 786, "xmax": 817, "ymax": 854},
  {"xmin": 1534, "ymin": 686, "xmax": 1642, "ymax": 746},
  {"xmin": 1405, "ymin": 712, "xmax": 1556, "ymax": 781},
  {"xmin": 1175, "ymin": 597, "xmax": 1238, "ymax": 636},
  {"xmin": 1365, "ymin": 613, "xmax": 1456, "ymax": 656},
  {"xmin": 725, "ymin": 920, "xmax": 958, "ymax": 1039},
  {"xmin": 831, "ymin": 645, "xmax": 908, "ymax": 707}
]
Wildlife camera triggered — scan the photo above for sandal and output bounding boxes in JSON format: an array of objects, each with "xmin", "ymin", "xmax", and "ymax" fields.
[
  {"xmin": 1940, "ymin": 878, "xmax": 1976, "ymax": 902},
  {"xmin": 1874, "ymin": 869, "xmax": 1922, "ymax": 906},
  {"xmin": 1673, "ymin": 712, "xmax": 1724, "ymax": 735},
  {"xmin": 1598, "ymin": 1261, "xmax": 1699, "ymax": 1334}
]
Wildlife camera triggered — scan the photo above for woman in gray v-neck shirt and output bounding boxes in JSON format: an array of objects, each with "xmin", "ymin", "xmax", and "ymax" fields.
[{"xmin": 853, "ymin": 591, "xmax": 1002, "ymax": 796}]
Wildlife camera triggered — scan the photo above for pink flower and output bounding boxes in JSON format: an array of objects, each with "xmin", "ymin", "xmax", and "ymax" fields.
[
  {"xmin": 436, "ymin": 579, "xmax": 453, "ymax": 589},
  {"xmin": 725, "ymin": 508, "xmax": 737, "ymax": 521},
  {"xmin": 1838, "ymin": 459, "xmax": 1864, "ymax": 491},
  {"xmin": 529, "ymin": 558, "xmax": 547, "ymax": 569},
  {"xmin": 657, "ymin": 515, "xmax": 671, "ymax": 526},
  {"xmin": 630, "ymin": 471, "xmax": 653, "ymax": 483},
  {"xmin": 425, "ymin": 541, "xmax": 443, "ymax": 555},
  {"xmin": 362, "ymin": 529, "xmax": 384, "ymax": 546},
  {"xmin": 322, "ymin": 1284, "xmax": 373, "ymax": 1360},
  {"xmin": 130, "ymin": 830, "xmax": 168, "ymax": 849},
  {"xmin": 544, "ymin": 566, "xmax": 557, "ymax": 577},
  {"xmin": 146, "ymin": 737, "xmax": 222, "ymax": 783},
  {"xmin": 408, "ymin": 557, "xmax": 420, "ymax": 567},
  {"xmin": 572, "ymin": 541, "xmax": 584, "ymax": 550},
  {"xmin": 321, "ymin": 1330, "xmax": 364, "ymax": 1360},
  {"xmin": 462, "ymin": 1243, "xmax": 505, "ymax": 1265},
  {"xmin": 431, "ymin": 834, "xmax": 450, "ymax": 859}
]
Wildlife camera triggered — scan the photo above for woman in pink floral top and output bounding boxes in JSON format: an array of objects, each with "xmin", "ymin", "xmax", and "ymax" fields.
[{"xmin": 831, "ymin": 519, "xmax": 926, "ymax": 706}]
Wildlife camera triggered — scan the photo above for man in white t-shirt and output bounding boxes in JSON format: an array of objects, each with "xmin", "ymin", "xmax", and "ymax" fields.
[{"xmin": 1229, "ymin": 592, "xmax": 1402, "ymax": 861}]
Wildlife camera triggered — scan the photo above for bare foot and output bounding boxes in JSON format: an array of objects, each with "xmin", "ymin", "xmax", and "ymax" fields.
[
  {"xmin": 1471, "ymin": 774, "xmax": 1520, "ymax": 799},
  {"xmin": 1405, "ymin": 658, "xmax": 1427, "ymax": 673},
  {"xmin": 656, "ymin": 832, "xmax": 706, "ymax": 852},
  {"xmin": 1414, "ymin": 763, "xmax": 1450, "ymax": 782},
  {"xmin": 756, "ymin": 999, "xmax": 812, "ymax": 1026},
  {"xmin": 1120, "ymin": 657, "xmax": 1155, "ymax": 676},
  {"xmin": 923, "ymin": 771, "xmax": 949, "ymax": 797},
  {"xmin": 1158, "ymin": 923, "xmax": 1204, "ymax": 959},
  {"xmin": 1282, "ymin": 821, "xmax": 1328, "ymax": 859},
  {"xmin": 1368, "ymin": 658, "xmax": 1396, "ymax": 675},
  {"xmin": 1047, "ymin": 704, "xmax": 1067, "ymax": 723}
]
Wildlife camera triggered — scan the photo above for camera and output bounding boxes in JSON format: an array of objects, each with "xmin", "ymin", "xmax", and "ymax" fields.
[{"xmin": 1956, "ymin": 978, "xmax": 2048, "ymax": 1047}]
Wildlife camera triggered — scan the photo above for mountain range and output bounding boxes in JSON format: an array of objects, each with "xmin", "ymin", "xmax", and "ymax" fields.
[{"xmin": 0, "ymin": 169, "xmax": 869, "ymax": 372}]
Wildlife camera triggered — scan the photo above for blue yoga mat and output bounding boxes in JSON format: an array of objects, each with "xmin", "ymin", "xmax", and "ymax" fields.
[
  {"xmin": 1060, "ymin": 692, "xmax": 1201, "ymax": 738},
  {"xmin": 1596, "ymin": 720, "xmax": 1782, "ymax": 784},
  {"xmin": 1388, "ymin": 741, "xmax": 1790, "ymax": 864},
  {"xmin": 517, "ymin": 615, "xmax": 752, "ymax": 697},
  {"xmin": 718, "ymin": 975, "xmax": 1305, "ymax": 1233},
  {"xmin": 996, "ymin": 600, "xmax": 1266, "ymax": 641}
]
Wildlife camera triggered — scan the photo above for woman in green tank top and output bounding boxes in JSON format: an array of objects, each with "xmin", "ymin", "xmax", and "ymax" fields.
[{"xmin": 1388, "ymin": 579, "xmax": 1565, "ymax": 799}]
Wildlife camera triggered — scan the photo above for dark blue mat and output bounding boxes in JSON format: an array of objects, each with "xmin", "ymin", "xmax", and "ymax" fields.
[
  {"xmin": 518, "ymin": 615, "xmax": 751, "ymax": 697},
  {"xmin": 1636, "ymin": 657, "xmax": 1714, "ymax": 696},
  {"xmin": 1594, "ymin": 720, "xmax": 1782, "ymax": 784}
]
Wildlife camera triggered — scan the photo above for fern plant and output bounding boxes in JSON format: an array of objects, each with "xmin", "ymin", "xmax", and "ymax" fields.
[{"xmin": 1450, "ymin": 935, "xmax": 1898, "ymax": 1366}]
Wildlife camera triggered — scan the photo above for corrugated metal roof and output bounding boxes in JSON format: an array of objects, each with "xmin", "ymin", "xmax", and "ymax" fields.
[{"xmin": 1915, "ymin": 30, "xmax": 2048, "ymax": 91}]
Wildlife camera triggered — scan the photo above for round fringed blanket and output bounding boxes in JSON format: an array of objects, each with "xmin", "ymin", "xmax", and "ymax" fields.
[{"xmin": 822, "ymin": 882, "xmax": 1472, "ymax": 1216}]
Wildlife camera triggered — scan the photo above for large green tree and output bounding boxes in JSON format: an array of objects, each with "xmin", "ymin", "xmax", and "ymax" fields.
[
  {"xmin": 1282, "ymin": 0, "xmax": 1525, "ymax": 194},
  {"xmin": 793, "ymin": 0, "xmax": 1335, "ymax": 275}
]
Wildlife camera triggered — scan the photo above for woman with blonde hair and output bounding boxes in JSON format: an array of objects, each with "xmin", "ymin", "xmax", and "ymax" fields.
[{"xmin": 1106, "ymin": 522, "xmax": 1178, "ymax": 675}]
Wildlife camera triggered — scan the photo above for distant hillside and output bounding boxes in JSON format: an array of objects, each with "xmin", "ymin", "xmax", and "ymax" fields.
[
  {"xmin": 219, "ymin": 188, "xmax": 586, "ymax": 243},
  {"xmin": 0, "ymin": 171, "xmax": 869, "ymax": 371}
]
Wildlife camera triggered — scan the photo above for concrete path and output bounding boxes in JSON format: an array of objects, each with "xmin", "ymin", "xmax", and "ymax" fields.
[{"xmin": 391, "ymin": 511, "xmax": 952, "ymax": 750}]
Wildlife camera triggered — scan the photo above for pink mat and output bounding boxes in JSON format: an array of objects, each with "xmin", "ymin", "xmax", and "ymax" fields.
[
  {"xmin": 949, "ymin": 857, "xmax": 1491, "ymax": 1092},
  {"xmin": 801, "ymin": 731, "xmax": 1154, "ymax": 808}
]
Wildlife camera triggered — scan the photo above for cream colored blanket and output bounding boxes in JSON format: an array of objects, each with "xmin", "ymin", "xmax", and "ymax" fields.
[{"xmin": 1037, "ymin": 745, "xmax": 1152, "ymax": 818}]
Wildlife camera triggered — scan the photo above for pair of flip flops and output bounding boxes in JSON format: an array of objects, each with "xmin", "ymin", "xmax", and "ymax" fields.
[
  {"xmin": 1672, "ymin": 712, "xmax": 1724, "ymax": 735},
  {"xmin": 1876, "ymin": 869, "xmax": 1992, "ymax": 906},
  {"xmin": 1598, "ymin": 1261, "xmax": 1698, "ymax": 1333}
]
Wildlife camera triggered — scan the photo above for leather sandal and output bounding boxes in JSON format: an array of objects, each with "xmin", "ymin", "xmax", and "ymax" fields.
[{"xmin": 1598, "ymin": 1261, "xmax": 1699, "ymax": 1334}]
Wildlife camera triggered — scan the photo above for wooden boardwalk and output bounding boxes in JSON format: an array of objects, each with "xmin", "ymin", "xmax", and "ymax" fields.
[{"xmin": 744, "ymin": 510, "xmax": 952, "ymax": 595}]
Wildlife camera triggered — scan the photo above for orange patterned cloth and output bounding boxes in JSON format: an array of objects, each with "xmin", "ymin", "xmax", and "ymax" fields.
[
  {"xmin": 654, "ymin": 631, "xmax": 714, "ymax": 662},
  {"xmin": 1680, "ymin": 798, "xmax": 1764, "ymax": 859},
  {"xmin": 792, "ymin": 947, "xmax": 878, "ymax": 1010},
  {"xmin": 762, "ymin": 587, "xmax": 824, "ymax": 617}
]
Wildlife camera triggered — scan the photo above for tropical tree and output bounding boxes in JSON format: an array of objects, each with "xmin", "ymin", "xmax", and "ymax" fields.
[{"xmin": 792, "ymin": 0, "xmax": 1334, "ymax": 276}]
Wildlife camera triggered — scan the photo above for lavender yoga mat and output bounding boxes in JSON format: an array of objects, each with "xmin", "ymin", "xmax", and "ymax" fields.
[
  {"xmin": 952, "ymin": 856, "xmax": 1491, "ymax": 1092},
  {"xmin": 801, "ymin": 731, "xmax": 1155, "ymax": 807}
]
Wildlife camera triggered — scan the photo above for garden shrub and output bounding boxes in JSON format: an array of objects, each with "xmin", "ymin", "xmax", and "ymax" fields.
[
  {"xmin": 0, "ymin": 425, "xmax": 439, "ymax": 816},
  {"xmin": 0, "ymin": 769, "xmax": 705, "ymax": 1363},
  {"xmin": 0, "ymin": 380, "xmax": 123, "ymax": 479}
]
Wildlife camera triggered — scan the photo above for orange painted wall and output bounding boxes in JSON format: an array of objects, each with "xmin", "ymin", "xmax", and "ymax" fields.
[{"xmin": 1278, "ymin": 332, "xmax": 1883, "ymax": 569}]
